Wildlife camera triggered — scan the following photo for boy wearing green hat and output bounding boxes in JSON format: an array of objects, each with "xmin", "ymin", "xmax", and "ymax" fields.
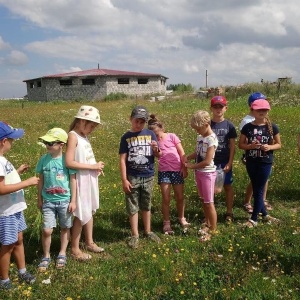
[{"xmin": 36, "ymin": 128, "xmax": 76, "ymax": 271}]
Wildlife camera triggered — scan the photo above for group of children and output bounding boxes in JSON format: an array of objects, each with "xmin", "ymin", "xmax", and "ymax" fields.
[{"xmin": 0, "ymin": 93, "xmax": 282, "ymax": 289}]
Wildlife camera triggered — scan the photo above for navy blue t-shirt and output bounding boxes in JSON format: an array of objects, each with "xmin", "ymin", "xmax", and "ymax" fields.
[
  {"xmin": 211, "ymin": 120, "xmax": 237, "ymax": 165},
  {"xmin": 119, "ymin": 128, "xmax": 157, "ymax": 177},
  {"xmin": 241, "ymin": 122, "xmax": 279, "ymax": 164}
]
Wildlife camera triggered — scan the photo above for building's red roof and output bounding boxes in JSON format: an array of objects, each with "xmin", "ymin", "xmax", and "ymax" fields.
[{"xmin": 24, "ymin": 68, "xmax": 168, "ymax": 82}]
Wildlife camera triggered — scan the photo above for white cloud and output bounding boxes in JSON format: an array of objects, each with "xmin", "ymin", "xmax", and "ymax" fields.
[
  {"xmin": 0, "ymin": 36, "xmax": 10, "ymax": 50},
  {"xmin": 6, "ymin": 50, "xmax": 28, "ymax": 65}
]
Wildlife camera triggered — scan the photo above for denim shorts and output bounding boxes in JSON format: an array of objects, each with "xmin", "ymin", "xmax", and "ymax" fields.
[
  {"xmin": 125, "ymin": 175, "xmax": 154, "ymax": 215},
  {"xmin": 158, "ymin": 171, "xmax": 184, "ymax": 185},
  {"xmin": 0, "ymin": 211, "xmax": 27, "ymax": 245},
  {"xmin": 215, "ymin": 163, "xmax": 233, "ymax": 185},
  {"xmin": 42, "ymin": 200, "xmax": 73, "ymax": 229}
]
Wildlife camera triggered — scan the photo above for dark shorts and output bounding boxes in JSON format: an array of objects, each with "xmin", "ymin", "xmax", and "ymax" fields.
[
  {"xmin": 216, "ymin": 163, "xmax": 233, "ymax": 185},
  {"xmin": 158, "ymin": 171, "xmax": 184, "ymax": 185},
  {"xmin": 125, "ymin": 175, "xmax": 154, "ymax": 215}
]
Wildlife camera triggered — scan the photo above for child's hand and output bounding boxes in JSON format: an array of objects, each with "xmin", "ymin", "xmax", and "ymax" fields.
[
  {"xmin": 26, "ymin": 176, "xmax": 39, "ymax": 186},
  {"xmin": 181, "ymin": 167, "xmax": 188, "ymax": 178},
  {"xmin": 122, "ymin": 179, "xmax": 132, "ymax": 193},
  {"xmin": 149, "ymin": 141, "xmax": 160, "ymax": 153},
  {"xmin": 185, "ymin": 162, "xmax": 194, "ymax": 169},
  {"xmin": 17, "ymin": 164, "xmax": 29, "ymax": 174},
  {"xmin": 68, "ymin": 202, "xmax": 76, "ymax": 213},
  {"xmin": 223, "ymin": 164, "xmax": 231, "ymax": 173},
  {"xmin": 92, "ymin": 161, "xmax": 105, "ymax": 172}
]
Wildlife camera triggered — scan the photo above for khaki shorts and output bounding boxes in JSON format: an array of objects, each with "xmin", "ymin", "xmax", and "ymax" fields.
[{"xmin": 125, "ymin": 175, "xmax": 154, "ymax": 215}]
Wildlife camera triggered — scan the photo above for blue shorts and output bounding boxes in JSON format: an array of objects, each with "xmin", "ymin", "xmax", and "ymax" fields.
[
  {"xmin": 42, "ymin": 200, "xmax": 73, "ymax": 229},
  {"xmin": 158, "ymin": 171, "xmax": 184, "ymax": 185},
  {"xmin": 0, "ymin": 211, "xmax": 27, "ymax": 245},
  {"xmin": 216, "ymin": 163, "xmax": 233, "ymax": 185}
]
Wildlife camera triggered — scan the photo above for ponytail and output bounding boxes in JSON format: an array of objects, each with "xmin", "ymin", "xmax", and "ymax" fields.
[{"xmin": 265, "ymin": 116, "xmax": 274, "ymax": 145}]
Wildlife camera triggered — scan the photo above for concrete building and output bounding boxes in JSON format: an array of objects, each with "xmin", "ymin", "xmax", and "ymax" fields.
[{"xmin": 23, "ymin": 68, "xmax": 168, "ymax": 101}]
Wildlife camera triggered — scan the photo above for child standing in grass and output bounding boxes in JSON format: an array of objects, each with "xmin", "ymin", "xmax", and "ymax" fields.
[
  {"xmin": 0, "ymin": 121, "xmax": 39, "ymax": 290},
  {"xmin": 148, "ymin": 114, "xmax": 189, "ymax": 234},
  {"xmin": 184, "ymin": 111, "xmax": 218, "ymax": 242},
  {"xmin": 239, "ymin": 92, "xmax": 272, "ymax": 213},
  {"xmin": 36, "ymin": 128, "xmax": 76, "ymax": 271},
  {"xmin": 210, "ymin": 96, "xmax": 237, "ymax": 223},
  {"xmin": 119, "ymin": 106, "xmax": 162, "ymax": 248},
  {"xmin": 65, "ymin": 106, "xmax": 105, "ymax": 261},
  {"xmin": 238, "ymin": 99, "xmax": 281, "ymax": 228}
]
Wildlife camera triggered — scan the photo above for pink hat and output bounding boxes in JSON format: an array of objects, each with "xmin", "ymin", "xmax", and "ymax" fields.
[{"xmin": 251, "ymin": 99, "xmax": 270, "ymax": 110}]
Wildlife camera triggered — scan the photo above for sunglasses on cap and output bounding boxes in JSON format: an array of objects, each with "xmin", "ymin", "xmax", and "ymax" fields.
[{"xmin": 43, "ymin": 141, "xmax": 62, "ymax": 146}]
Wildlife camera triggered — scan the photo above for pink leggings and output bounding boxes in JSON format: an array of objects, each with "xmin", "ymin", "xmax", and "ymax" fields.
[{"xmin": 195, "ymin": 171, "xmax": 217, "ymax": 203}]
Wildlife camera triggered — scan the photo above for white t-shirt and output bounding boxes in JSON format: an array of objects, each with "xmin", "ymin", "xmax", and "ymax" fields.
[{"xmin": 0, "ymin": 156, "xmax": 27, "ymax": 216}]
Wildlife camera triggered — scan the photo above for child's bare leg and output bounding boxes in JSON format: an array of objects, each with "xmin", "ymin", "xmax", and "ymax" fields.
[
  {"xmin": 142, "ymin": 210, "xmax": 151, "ymax": 234},
  {"xmin": 0, "ymin": 244, "xmax": 14, "ymax": 280},
  {"xmin": 83, "ymin": 217, "xmax": 94, "ymax": 246},
  {"xmin": 59, "ymin": 228, "xmax": 70, "ymax": 256},
  {"xmin": 203, "ymin": 203, "xmax": 217, "ymax": 231},
  {"xmin": 129, "ymin": 213, "xmax": 139, "ymax": 236},
  {"xmin": 174, "ymin": 184, "xmax": 185, "ymax": 219},
  {"xmin": 71, "ymin": 217, "xmax": 83, "ymax": 255},
  {"xmin": 224, "ymin": 184, "xmax": 234, "ymax": 214},
  {"xmin": 160, "ymin": 183, "xmax": 171, "ymax": 221},
  {"xmin": 42, "ymin": 228, "xmax": 53, "ymax": 258},
  {"xmin": 12, "ymin": 232, "xmax": 26, "ymax": 270},
  {"xmin": 263, "ymin": 181, "xmax": 269, "ymax": 201}
]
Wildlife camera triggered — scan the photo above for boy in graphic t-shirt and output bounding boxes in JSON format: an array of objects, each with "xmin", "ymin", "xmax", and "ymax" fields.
[{"xmin": 119, "ymin": 106, "xmax": 162, "ymax": 248}]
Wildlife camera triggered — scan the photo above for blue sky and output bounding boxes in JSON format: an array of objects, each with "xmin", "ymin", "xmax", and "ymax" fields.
[{"xmin": 1, "ymin": 0, "xmax": 300, "ymax": 98}]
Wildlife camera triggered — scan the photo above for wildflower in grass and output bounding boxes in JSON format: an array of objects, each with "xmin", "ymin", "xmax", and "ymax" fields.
[
  {"xmin": 152, "ymin": 254, "xmax": 157, "ymax": 258},
  {"xmin": 180, "ymin": 290, "xmax": 185, "ymax": 295}
]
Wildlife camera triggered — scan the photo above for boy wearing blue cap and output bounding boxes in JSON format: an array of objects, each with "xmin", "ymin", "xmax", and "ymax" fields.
[{"xmin": 0, "ymin": 121, "xmax": 39, "ymax": 290}]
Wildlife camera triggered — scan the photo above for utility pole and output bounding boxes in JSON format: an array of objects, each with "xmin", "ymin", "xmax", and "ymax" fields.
[{"xmin": 205, "ymin": 70, "xmax": 208, "ymax": 88}]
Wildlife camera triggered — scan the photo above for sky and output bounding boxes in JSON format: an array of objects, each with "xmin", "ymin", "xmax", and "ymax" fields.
[{"xmin": 1, "ymin": 0, "xmax": 300, "ymax": 98}]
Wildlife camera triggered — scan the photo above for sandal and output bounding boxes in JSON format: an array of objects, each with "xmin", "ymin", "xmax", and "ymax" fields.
[
  {"xmin": 262, "ymin": 215, "xmax": 280, "ymax": 224},
  {"xmin": 38, "ymin": 257, "xmax": 51, "ymax": 272},
  {"xmin": 163, "ymin": 220, "xmax": 174, "ymax": 235},
  {"xmin": 264, "ymin": 200, "xmax": 273, "ymax": 211},
  {"xmin": 56, "ymin": 255, "xmax": 67, "ymax": 269},
  {"xmin": 225, "ymin": 213, "xmax": 234, "ymax": 223},
  {"xmin": 243, "ymin": 203, "xmax": 253, "ymax": 214},
  {"xmin": 85, "ymin": 243, "xmax": 105, "ymax": 253},
  {"xmin": 71, "ymin": 252, "xmax": 92, "ymax": 261},
  {"xmin": 243, "ymin": 219, "xmax": 257, "ymax": 228},
  {"xmin": 178, "ymin": 217, "xmax": 190, "ymax": 228}
]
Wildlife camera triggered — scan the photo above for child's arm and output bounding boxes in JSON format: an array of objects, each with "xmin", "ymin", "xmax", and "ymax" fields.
[
  {"xmin": 120, "ymin": 153, "xmax": 132, "ymax": 193},
  {"xmin": 185, "ymin": 146, "xmax": 215, "ymax": 169},
  {"xmin": 238, "ymin": 133, "xmax": 259, "ymax": 150},
  {"xmin": 176, "ymin": 142, "xmax": 188, "ymax": 178},
  {"xmin": 150, "ymin": 140, "xmax": 162, "ymax": 158},
  {"xmin": 68, "ymin": 173, "xmax": 77, "ymax": 213},
  {"xmin": 224, "ymin": 138, "xmax": 235, "ymax": 173},
  {"xmin": 260, "ymin": 133, "xmax": 282, "ymax": 152},
  {"xmin": 65, "ymin": 132, "xmax": 104, "ymax": 171},
  {"xmin": 0, "ymin": 175, "xmax": 39, "ymax": 196},
  {"xmin": 37, "ymin": 173, "xmax": 44, "ymax": 209}
]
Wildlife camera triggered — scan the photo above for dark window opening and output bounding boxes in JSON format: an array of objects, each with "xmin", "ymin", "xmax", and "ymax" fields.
[
  {"xmin": 82, "ymin": 78, "xmax": 95, "ymax": 85},
  {"xmin": 118, "ymin": 78, "xmax": 129, "ymax": 84},
  {"xmin": 37, "ymin": 81, "xmax": 42, "ymax": 87},
  {"xmin": 138, "ymin": 78, "xmax": 149, "ymax": 84},
  {"xmin": 29, "ymin": 82, "xmax": 34, "ymax": 88},
  {"xmin": 59, "ymin": 79, "xmax": 73, "ymax": 86},
  {"xmin": 161, "ymin": 79, "xmax": 165, "ymax": 85}
]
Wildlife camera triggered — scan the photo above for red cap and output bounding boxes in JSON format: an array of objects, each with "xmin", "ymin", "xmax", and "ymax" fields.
[{"xmin": 211, "ymin": 96, "xmax": 227, "ymax": 107}]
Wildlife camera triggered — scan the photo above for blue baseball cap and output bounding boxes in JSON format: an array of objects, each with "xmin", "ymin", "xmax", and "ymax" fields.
[
  {"xmin": 248, "ymin": 92, "xmax": 267, "ymax": 106},
  {"xmin": 0, "ymin": 121, "xmax": 24, "ymax": 140}
]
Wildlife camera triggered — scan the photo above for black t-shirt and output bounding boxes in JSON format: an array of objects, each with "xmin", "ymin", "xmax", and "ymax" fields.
[
  {"xmin": 241, "ymin": 122, "xmax": 279, "ymax": 164},
  {"xmin": 211, "ymin": 119, "xmax": 237, "ymax": 165}
]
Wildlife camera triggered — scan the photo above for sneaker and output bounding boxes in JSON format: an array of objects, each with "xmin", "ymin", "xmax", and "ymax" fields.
[
  {"xmin": 145, "ymin": 232, "xmax": 161, "ymax": 243},
  {"xmin": 127, "ymin": 236, "xmax": 139, "ymax": 248},
  {"xmin": 0, "ymin": 280, "xmax": 13, "ymax": 290},
  {"xmin": 262, "ymin": 215, "xmax": 280, "ymax": 224},
  {"xmin": 243, "ymin": 219, "xmax": 258, "ymax": 228},
  {"xmin": 18, "ymin": 272, "xmax": 36, "ymax": 284}
]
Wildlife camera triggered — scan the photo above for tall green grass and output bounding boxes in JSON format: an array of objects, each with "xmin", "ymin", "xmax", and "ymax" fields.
[{"xmin": 0, "ymin": 92, "xmax": 299, "ymax": 300}]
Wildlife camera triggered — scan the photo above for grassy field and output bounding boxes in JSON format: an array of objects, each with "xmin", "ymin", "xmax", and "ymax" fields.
[{"xmin": 0, "ymin": 94, "xmax": 299, "ymax": 300}]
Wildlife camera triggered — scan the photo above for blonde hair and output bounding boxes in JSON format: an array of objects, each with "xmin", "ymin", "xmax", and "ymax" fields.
[
  {"xmin": 265, "ymin": 116, "xmax": 275, "ymax": 145},
  {"xmin": 190, "ymin": 110, "xmax": 211, "ymax": 128}
]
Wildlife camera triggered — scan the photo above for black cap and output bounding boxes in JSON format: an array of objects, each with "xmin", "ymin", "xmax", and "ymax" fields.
[{"xmin": 130, "ymin": 106, "xmax": 149, "ymax": 121}]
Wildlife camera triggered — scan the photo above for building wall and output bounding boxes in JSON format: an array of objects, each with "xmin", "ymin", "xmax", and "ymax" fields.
[{"xmin": 26, "ymin": 75, "xmax": 166, "ymax": 101}]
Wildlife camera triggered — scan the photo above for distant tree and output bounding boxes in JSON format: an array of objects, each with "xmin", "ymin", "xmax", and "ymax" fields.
[{"xmin": 167, "ymin": 83, "xmax": 194, "ymax": 93}]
